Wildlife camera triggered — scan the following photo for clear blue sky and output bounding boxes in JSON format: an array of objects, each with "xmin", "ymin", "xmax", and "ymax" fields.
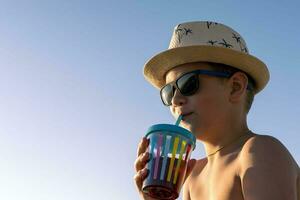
[{"xmin": 0, "ymin": 1, "xmax": 299, "ymax": 199}]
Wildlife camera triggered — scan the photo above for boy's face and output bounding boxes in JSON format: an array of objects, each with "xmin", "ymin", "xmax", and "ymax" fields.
[{"xmin": 165, "ymin": 62, "xmax": 231, "ymax": 139}]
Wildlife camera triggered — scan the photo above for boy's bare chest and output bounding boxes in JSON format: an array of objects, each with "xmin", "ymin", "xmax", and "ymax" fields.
[{"xmin": 189, "ymin": 155, "xmax": 244, "ymax": 200}]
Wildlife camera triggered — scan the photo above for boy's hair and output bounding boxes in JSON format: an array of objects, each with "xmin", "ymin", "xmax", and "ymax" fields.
[{"xmin": 206, "ymin": 62, "xmax": 256, "ymax": 114}]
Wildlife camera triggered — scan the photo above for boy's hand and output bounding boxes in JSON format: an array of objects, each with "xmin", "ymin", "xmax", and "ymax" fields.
[
  {"xmin": 134, "ymin": 137, "xmax": 158, "ymax": 200},
  {"xmin": 133, "ymin": 137, "xmax": 197, "ymax": 200}
]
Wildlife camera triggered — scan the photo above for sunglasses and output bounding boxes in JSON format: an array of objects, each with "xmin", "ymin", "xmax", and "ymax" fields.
[{"xmin": 160, "ymin": 69, "xmax": 253, "ymax": 106}]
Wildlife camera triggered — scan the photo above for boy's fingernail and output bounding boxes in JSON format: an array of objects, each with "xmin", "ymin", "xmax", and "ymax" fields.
[
  {"xmin": 143, "ymin": 168, "xmax": 148, "ymax": 174},
  {"xmin": 142, "ymin": 137, "xmax": 146, "ymax": 141}
]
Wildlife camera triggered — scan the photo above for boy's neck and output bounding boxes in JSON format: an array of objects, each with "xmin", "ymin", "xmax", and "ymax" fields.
[{"xmin": 201, "ymin": 116, "xmax": 250, "ymax": 162}]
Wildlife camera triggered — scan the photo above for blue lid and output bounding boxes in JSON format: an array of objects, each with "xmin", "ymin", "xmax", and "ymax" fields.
[{"xmin": 145, "ymin": 124, "xmax": 196, "ymax": 147}]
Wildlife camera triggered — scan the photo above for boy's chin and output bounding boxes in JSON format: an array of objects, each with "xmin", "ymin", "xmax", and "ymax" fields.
[
  {"xmin": 181, "ymin": 124, "xmax": 197, "ymax": 133},
  {"xmin": 181, "ymin": 124, "xmax": 203, "ymax": 137}
]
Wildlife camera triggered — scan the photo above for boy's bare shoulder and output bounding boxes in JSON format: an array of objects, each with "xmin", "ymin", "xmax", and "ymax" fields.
[
  {"xmin": 241, "ymin": 133, "xmax": 284, "ymax": 152},
  {"xmin": 238, "ymin": 133, "xmax": 299, "ymax": 199},
  {"xmin": 239, "ymin": 133, "xmax": 299, "ymax": 175},
  {"xmin": 240, "ymin": 133, "xmax": 298, "ymax": 165}
]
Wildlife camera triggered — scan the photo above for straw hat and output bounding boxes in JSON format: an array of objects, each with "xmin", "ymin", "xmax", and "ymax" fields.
[{"xmin": 143, "ymin": 21, "xmax": 270, "ymax": 94}]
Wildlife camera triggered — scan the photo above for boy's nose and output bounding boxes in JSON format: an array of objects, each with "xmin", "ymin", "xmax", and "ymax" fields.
[{"xmin": 171, "ymin": 88, "xmax": 187, "ymax": 106}]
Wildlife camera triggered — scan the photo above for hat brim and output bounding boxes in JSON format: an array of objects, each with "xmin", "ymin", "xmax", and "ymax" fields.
[{"xmin": 143, "ymin": 45, "xmax": 269, "ymax": 94}]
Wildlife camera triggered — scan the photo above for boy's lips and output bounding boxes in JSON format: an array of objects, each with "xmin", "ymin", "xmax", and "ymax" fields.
[{"xmin": 182, "ymin": 112, "xmax": 193, "ymax": 120}]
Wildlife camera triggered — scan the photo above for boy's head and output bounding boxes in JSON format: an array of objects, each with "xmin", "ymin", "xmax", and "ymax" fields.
[
  {"xmin": 143, "ymin": 21, "xmax": 270, "ymax": 137},
  {"xmin": 164, "ymin": 62, "xmax": 253, "ymax": 137}
]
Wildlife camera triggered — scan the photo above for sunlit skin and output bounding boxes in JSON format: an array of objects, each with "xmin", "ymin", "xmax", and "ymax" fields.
[
  {"xmin": 134, "ymin": 62, "xmax": 299, "ymax": 200},
  {"xmin": 166, "ymin": 62, "xmax": 300, "ymax": 200},
  {"xmin": 166, "ymin": 62, "xmax": 250, "ymax": 157}
]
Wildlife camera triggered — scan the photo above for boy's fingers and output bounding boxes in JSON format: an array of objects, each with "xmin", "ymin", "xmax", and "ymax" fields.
[
  {"xmin": 133, "ymin": 168, "xmax": 148, "ymax": 190},
  {"xmin": 134, "ymin": 152, "xmax": 150, "ymax": 172},
  {"xmin": 137, "ymin": 137, "xmax": 150, "ymax": 157}
]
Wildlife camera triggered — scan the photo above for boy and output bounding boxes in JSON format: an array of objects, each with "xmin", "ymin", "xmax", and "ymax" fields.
[{"xmin": 134, "ymin": 21, "xmax": 299, "ymax": 200}]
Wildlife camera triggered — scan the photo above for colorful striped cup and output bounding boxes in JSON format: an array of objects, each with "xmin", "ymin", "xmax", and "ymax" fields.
[{"xmin": 142, "ymin": 124, "xmax": 196, "ymax": 200}]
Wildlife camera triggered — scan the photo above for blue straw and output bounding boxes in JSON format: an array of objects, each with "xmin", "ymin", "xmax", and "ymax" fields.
[{"xmin": 175, "ymin": 115, "xmax": 183, "ymax": 126}]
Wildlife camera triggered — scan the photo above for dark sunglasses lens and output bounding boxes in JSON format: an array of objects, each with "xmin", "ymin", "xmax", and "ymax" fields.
[
  {"xmin": 177, "ymin": 73, "xmax": 199, "ymax": 95},
  {"xmin": 161, "ymin": 84, "xmax": 173, "ymax": 105}
]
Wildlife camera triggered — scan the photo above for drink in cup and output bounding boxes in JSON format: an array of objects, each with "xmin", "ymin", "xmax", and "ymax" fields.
[{"xmin": 142, "ymin": 123, "xmax": 196, "ymax": 199}]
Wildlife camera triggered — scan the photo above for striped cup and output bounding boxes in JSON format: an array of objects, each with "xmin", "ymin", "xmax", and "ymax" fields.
[{"xmin": 142, "ymin": 124, "xmax": 196, "ymax": 200}]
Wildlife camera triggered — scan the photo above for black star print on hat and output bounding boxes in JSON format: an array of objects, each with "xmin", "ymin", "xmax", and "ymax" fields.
[
  {"xmin": 207, "ymin": 40, "xmax": 218, "ymax": 46},
  {"xmin": 175, "ymin": 24, "xmax": 192, "ymax": 43},
  {"xmin": 219, "ymin": 39, "xmax": 233, "ymax": 48},
  {"xmin": 206, "ymin": 21, "xmax": 218, "ymax": 29},
  {"xmin": 184, "ymin": 28, "xmax": 192, "ymax": 35},
  {"xmin": 241, "ymin": 47, "xmax": 249, "ymax": 53},
  {"xmin": 232, "ymin": 33, "xmax": 241, "ymax": 44}
]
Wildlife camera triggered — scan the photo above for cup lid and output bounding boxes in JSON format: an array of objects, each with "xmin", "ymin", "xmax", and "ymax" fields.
[{"xmin": 145, "ymin": 124, "xmax": 196, "ymax": 149}]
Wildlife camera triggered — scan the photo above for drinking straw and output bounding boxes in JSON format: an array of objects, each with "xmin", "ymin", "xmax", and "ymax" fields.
[{"xmin": 175, "ymin": 115, "xmax": 183, "ymax": 126}]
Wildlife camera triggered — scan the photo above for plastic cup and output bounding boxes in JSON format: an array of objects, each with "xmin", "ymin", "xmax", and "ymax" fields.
[{"xmin": 142, "ymin": 124, "xmax": 196, "ymax": 200}]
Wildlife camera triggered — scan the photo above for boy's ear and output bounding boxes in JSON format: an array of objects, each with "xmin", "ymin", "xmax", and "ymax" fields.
[{"xmin": 228, "ymin": 72, "xmax": 248, "ymax": 103}]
